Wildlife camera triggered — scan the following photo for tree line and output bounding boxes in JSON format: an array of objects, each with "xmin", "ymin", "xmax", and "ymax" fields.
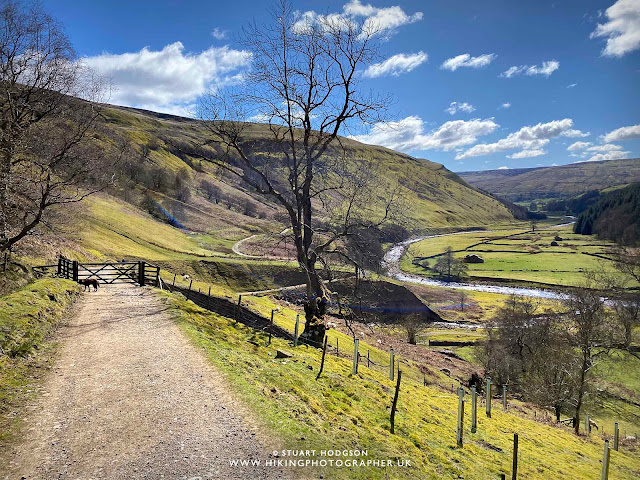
[{"xmin": 574, "ymin": 182, "xmax": 640, "ymax": 246}]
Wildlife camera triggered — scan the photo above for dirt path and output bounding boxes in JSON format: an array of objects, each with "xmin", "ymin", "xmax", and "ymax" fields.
[
  {"xmin": 231, "ymin": 234, "xmax": 260, "ymax": 257},
  {"xmin": 1, "ymin": 284, "xmax": 288, "ymax": 480}
]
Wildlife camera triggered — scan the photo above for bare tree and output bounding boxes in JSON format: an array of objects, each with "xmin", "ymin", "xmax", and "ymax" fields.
[
  {"xmin": 197, "ymin": 1, "xmax": 400, "ymax": 344},
  {"xmin": 0, "ymin": 0, "xmax": 107, "ymax": 258},
  {"xmin": 481, "ymin": 295, "xmax": 579, "ymax": 422},
  {"xmin": 433, "ymin": 247, "xmax": 467, "ymax": 281},
  {"xmin": 561, "ymin": 275, "xmax": 617, "ymax": 434},
  {"xmin": 399, "ymin": 313, "xmax": 425, "ymax": 345},
  {"xmin": 458, "ymin": 290, "xmax": 468, "ymax": 312}
]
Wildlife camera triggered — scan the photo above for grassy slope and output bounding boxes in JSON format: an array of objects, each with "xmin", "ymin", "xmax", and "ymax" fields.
[
  {"xmin": 162, "ymin": 290, "xmax": 640, "ymax": 480},
  {"xmin": 459, "ymin": 158, "xmax": 640, "ymax": 201},
  {"xmin": 0, "ymin": 278, "xmax": 82, "ymax": 443},
  {"xmin": 102, "ymin": 105, "xmax": 513, "ymax": 230}
]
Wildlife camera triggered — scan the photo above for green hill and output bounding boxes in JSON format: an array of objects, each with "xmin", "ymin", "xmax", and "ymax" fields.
[
  {"xmin": 95, "ymin": 105, "xmax": 513, "ymax": 236},
  {"xmin": 459, "ymin": 158, "xmax": 640, "ymax": 202}
]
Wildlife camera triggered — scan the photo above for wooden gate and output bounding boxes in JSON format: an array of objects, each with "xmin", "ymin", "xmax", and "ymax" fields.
[{"xmin": 57, "ymin": 256, "xmax": 160, "ymax": 286}]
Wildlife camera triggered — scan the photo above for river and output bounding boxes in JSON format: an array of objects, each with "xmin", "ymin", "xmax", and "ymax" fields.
[{"xmin": 382, "ymin": 223, "xmax": 576, "ymax": 300}]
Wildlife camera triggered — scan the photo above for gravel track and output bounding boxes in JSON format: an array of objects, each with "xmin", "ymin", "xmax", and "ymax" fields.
[{"xmin": 1, "ymin": 284, "xmax": 288, "ymax": 480}]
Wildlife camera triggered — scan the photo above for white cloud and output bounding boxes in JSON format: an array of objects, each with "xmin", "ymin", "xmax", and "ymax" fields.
[
  {"xmin": 457, "ymin": 118, "xmax": 576, "ymax": 159},
  {"xmin": 602, "ymin": 124, "xmax": 640, "ymax": 142},
  {"xmin": 567, "ymin": 141, "xmax": 593, "ymax": 151},
  {"xmin": 590, "ymin": 0, "xmax": 640, "ymax": 57},
  {"xmin": 563, "ymin": 129, "xmax": 590, "ymax": 138},
  {"xmin": 445, "ymin": 101, "xmax": 476, "ymax": 115},
  {"xmin": 501, "ymin": 60, "xmax": 560, "ymax": 78},
  {"xmin": 350, "ymin": 115, "xmax": 498, "ymax": 152},
  {"xmin": 441, "ymin": 53, "xmax": 496, "ymax": 71},
  {"xmin": 587, "ymin": 150, "xmax": 631, "ymax": 162},
  {"xmin": 295, "ymin": 1, "xmax": 422, "ymax": 38},
  {"xmin": 497, "ymin": 166, "xmax": 509, "ymax": 169},
  {"xmin": 567, "ymin": 83, "xmax": 578, "ymax": 88},
  {"xmin": 507, "ymin": 149, "xmax": 546, "ymax": 159},
  {"xmin": 499, "ymin": 102, "xmax": 511, "ymax": 109},
  {"xmin": 363, "ymin": 51, "xmax": 427, "ymax": 77},
  {"xmin": 587, "ymin": 143, "xmax": 624, "ymax": 152},
  {"xmin": 83, "ymin": 42, "xmax": 251, "ymax": 115},
  {"xmin": 211, "ymin": 28, "xmax": 227, "ymax": 40}
]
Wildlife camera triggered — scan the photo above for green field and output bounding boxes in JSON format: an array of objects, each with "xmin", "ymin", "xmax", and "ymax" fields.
[{"xmin": 403, "ymin": 225, "xmax": 628, "ymax": 287}]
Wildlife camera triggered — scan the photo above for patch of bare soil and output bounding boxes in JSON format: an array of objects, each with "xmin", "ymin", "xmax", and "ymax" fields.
[{"xmin": 1, "ymin": 284, "xmax": 288, "ymax": 480}]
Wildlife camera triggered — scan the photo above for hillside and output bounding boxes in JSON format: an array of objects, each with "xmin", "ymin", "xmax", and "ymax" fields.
[
  {"xmin": 574, "ymin": 182, "xmax": 640, "ymax": 245},
  {"xmin": 94, "ymin": 105, "xmax": 513, "ymax": 236},
  {"xmin": 459, "ymin": 158, "xmax": 640, "ymax": 202}
]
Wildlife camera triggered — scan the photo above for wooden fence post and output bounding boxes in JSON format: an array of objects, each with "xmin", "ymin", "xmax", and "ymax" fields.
[
  {"xmin": 486, "ymin": 377, "xmax": 492, "ymax": 418},
  {"xmin": 390, "ymin": 370, "xmax": 402, "ymax": 434},
  {"xmin": 235, "ymin": 295, "xmax": 242, "ymax": 322},
  {"xmin": 352, "ymin": 339, "xmax": 359, "ymax": 375},
  {"xmin": 316, "ymin": 336, "xmax": 328, "ymax": 380},
  {"xmin": 172, "ymin": 273, "xmax": 176, "ymax": 289},
  {"xmin": 601, "ymin": 440, "xmax": 610, "ymax": 480},
  {"xmin": 138, "ymin": 261, "xmax": 145, "ymax": 286},
  {"xmin": 208, "ymin": 286, "xmax": 211, "ymax": 297},
  {"xmin": 57, "ymin": 256, "xmax": 62, "ymax": 276},
  {"xmin": 585, "ymin": 413, "xmax": 590, "ymax": 436},
  {"xmin": 72, "ymin": 260, "xmax": 79, "ymax": 282},
  {"xmin": 268, "ymin": 309, "xmax": 274, "ymax": 345},
  {"xmin": 367, "ymin": 349, "xmax": 370, "ymax": 368},
  {"xmin": 336, "ymin": 338, "xmax": 339, "ymax": 356},
  {"xmin": 512, "ymin": 433, "xmax": 518, "ymax": 480},
  {"xmin": 294, "ymin": 314, "xmax": 300, "ymax": 347},
  {"xmin": 457, "ymin": 387, "xmax": 465, "ymax": 447},
  {"xmin": 471, "ymin": 385, "xmax": 477, "ymax": 433},
  {"xmin": 186, "ymin": 279, "xmax": 193, "ymax": 300},
  {"xmin": 503, "ymin": 385, "xmax": 507, "ymax": 411},
  {"xmin": 389, "ymin": 348, "xmax": 395, "ymax": 381},
  {"xmin": 614, "ymin": 422, "xmax": 619, "ymax": 451}
]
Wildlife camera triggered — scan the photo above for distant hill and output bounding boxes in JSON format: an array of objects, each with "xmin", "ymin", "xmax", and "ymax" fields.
[
  {"xmin": 574, "ymin": 182, "xmax": 640, "ymax": 246},
  {"xmin": 459, "ymin": 159, "xmax": 640, "ymax": 202}
]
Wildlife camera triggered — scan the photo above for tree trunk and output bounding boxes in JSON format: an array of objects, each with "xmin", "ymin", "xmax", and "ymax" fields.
[
  {"xmin": 574, "ymin": 356, "xmax": 589, "ymax": 434},
  {"xmin": 300, "ymin": 266, "xmax": 327, "ymax": 346},
  {"xmin": 554, "ymin": 405, "xmax": 561, "ymax": 422}
]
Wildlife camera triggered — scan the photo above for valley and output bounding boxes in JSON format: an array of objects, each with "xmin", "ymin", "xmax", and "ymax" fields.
[{"xmin": 1, "ymin": 1, "xmax": 639, "ymax": 478}]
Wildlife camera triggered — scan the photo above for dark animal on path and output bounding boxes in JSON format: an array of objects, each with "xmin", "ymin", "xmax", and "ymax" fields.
[{"xmin": 79, "ymin": 278, "xmax": 99, "ymax": 291}]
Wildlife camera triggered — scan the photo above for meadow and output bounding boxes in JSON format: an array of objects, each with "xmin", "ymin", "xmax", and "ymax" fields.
[{"xmin": 403, "ymin": 224, "xmax": 627, "ymax": 288}]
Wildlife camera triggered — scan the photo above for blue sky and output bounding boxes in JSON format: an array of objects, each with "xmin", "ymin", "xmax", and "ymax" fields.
[{"xmin": 44, "ymin": 0, "xmax": 640, "ymax": 172}]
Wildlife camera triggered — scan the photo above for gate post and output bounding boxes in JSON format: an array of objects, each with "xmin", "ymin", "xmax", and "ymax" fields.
[
  {"xmin": 72, "ymin": 261, "xmax": 79, "ymax": 282},
  {"xmin": 57, "ymin": 256, "xmax": 63, "ymax": 276},
  {"xmin": 138, "ymin": 261, "xmax": 145, "ymax": 286}
]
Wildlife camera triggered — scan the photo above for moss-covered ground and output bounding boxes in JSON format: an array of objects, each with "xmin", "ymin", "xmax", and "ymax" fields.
[{"xmin": 0, "ymin": 278, "xmax": 82, "ymax": 443}]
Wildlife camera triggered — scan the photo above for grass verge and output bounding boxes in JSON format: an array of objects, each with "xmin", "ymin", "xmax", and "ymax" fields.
[
  {"xmin": 0, "ymin": 277, "xmax": 82, "ymax": 443},
  {"xmin": 161, "ymin": 289, "xmax": 640, "ymax": 479}
]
